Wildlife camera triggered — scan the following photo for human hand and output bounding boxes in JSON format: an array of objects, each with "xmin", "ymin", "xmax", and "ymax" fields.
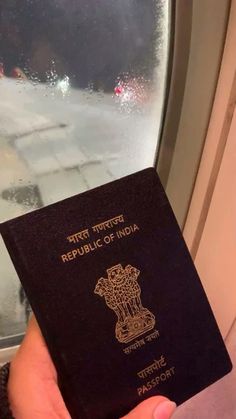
[
  {"xmin": 8, "ymin": 316, "xmax": 70, "ymax": 419},
  {"xmin": 123, "ymin": 397, "xmax": 176, "ymax": 419},
  {"xmin": 8, "ymin": 317, "xmax": 176, "ymax": 419}
]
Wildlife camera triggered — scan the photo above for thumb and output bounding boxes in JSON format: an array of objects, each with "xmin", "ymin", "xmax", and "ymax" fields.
[{"xmin": 122, "ymin": 396, "xmax": 176, "ymax": 419}]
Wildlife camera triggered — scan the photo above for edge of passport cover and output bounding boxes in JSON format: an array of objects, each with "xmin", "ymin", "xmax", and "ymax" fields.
[{"xmin": 0, "ymin": 167, "xmax": 233, "ymax": 418}]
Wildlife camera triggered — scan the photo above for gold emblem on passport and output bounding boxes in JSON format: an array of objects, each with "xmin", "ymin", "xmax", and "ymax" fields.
[{"xmin": 94, "ymin": 264, "xmax": 156, "ymax": 343}]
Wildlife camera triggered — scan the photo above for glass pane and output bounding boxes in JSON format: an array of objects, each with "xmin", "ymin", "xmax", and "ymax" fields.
[{"xmin": 0, "ymin": 0, "xmax": 170, "ymax": 346}]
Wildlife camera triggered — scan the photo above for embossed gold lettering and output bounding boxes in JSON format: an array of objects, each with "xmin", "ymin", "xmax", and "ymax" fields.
[
  {"xmin": 61, "ymin": 254, "xmax": 68, "ymax": 262},
  {"xmin": 84, "ymin": 245, "xmax": 90, "ymax": 253},
  {"xmin": 103, "ymin": 233, "xmax": 115, "ymax": 244},
  {"xmin": 61, "ymin": 239, "xmax": 104, "ymax": 262},
  {"xmin": 67, "ymin": 252, "xmax": 74, "ymax": 261},
  {"xmin": 116, "ymin": 224, "xmax": 139, "ymax": 239},
  {"xmin": 137, "ymin": 367, "xmax": 175, "ymax": 396}
]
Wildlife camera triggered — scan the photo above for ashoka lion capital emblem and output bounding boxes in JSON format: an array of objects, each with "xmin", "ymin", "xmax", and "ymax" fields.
[{"xmin": 94, "ymin": 264, "xmax": 156, "ymax": 343}]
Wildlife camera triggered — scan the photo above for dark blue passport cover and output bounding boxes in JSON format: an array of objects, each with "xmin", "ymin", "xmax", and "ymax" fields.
[{"xmin": 0, "ymin": 168, "xmax": 232, "ymax": 418}]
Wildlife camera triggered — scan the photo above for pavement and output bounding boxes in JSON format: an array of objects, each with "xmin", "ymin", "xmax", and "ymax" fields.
[{"xmin": 0, "ymin": 77, "xmax": 163, "ymax": 339}]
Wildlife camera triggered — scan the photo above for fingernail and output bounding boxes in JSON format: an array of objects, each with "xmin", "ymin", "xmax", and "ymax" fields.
[{"xmin": 153, "ymin": 400, "xmax": 176, "ymax": 419}]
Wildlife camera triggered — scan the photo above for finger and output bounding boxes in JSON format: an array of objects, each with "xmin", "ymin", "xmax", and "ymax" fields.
[
  {"xmin": 19, "ymin": 315, "xmax": 44, "ymax": 350},
  {"xmin": 27, "ymin": 315, "xmax": 43, "ymax": 337},
  {"xmin": 16, "ymin": 315, "xmax": 54, "ymax": 374},
  {"xmin": 123, "ymin": 396, "xmax": 176, "ymax": 419}
]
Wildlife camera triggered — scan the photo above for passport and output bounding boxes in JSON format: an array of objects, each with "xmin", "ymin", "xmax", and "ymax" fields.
[{"xmin": 0, "ymin": 168, "xmax": 232, "ymax": 419}]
